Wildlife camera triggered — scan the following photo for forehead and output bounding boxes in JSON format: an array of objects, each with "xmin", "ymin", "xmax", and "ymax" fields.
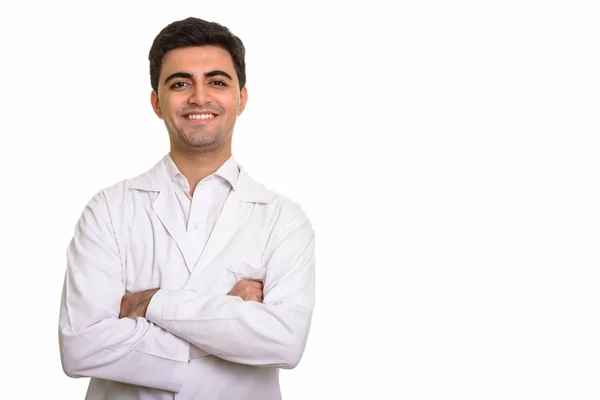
[{"xmin": 160, "ymin": 45, "xmax": 236, "ymax": 77}]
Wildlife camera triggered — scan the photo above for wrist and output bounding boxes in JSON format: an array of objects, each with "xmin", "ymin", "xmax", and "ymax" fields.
[{"xmin": 140, "ymin": 288, "xmax": 159, "ymax": 317}]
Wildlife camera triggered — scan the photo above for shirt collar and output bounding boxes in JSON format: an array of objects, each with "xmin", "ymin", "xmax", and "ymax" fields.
[
  {"xmin": 214, "ymin": 156, "xmax": 239, "ymax": 189},
  {"xmin": 163, "ymin": 154, "xmax": 239, "ymax": 190},
  {"xmin": 130, "ymin": 157, "xmax": 271, "ymax": 203}
]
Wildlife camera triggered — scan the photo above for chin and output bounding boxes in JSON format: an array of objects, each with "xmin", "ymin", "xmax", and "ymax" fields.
[
  {"xmin": 185, "ymin": 138, "xmax": 220, "ymax": 151},
  {"xmin": 184, "ymin": 134, "xmax": 217, "ymax": 147}
]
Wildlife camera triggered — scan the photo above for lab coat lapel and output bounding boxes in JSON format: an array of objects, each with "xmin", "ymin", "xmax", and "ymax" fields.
[
  {"xmin": 152, "ymin": 188, "xmax": 196, "ymax": 272},
  {"xmin": 130, "ymin": 157, "xmax": 196, "ymax": 273},
  {"xmin": 190, "ymin": 190, "xmax": 248, "ymax": 278},
  {"xmin": 189, "ymin": 166, "xmax": 271, "ymax": 278},
  {"xmin": 131, "ymin": 159, "xmax": 272, "ymax": 278}
]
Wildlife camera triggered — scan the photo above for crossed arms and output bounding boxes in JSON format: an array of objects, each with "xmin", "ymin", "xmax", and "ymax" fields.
[{"xmin": 58, "ymin": 191, "xmax": 315, "ymax": 393}]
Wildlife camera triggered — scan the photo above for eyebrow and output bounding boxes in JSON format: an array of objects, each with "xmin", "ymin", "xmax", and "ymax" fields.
[
  {"xmin": 205, "ymin": 70, "xmax": 233, "ymax": 81},
  {"xmin": 164, "ymin": 70, "xmax": 234, "ymax": 85},
  {"xmin": 164, "ymin": 72, "xmax": 193, "ymax": 85}
]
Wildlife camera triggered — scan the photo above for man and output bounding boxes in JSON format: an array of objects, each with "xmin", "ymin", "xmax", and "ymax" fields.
[{"xmin": 58, "ymin": 17, "xmax": 315, "ymax": 400}]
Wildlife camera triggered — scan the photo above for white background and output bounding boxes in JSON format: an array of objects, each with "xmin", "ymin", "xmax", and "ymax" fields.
[{"xmin": 1, "ymin": 0, "xmax": 599, "ymax": 399}]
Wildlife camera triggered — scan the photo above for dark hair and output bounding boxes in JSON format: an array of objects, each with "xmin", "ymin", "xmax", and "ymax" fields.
[{"xmin": 148, "ymin": 17, "xmax": 246, "ymax": 92}]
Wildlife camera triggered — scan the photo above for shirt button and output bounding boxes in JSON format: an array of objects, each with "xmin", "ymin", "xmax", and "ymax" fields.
[{"xmin": 193, "ymin": 222, "xmax": 199, "ymax": 230}]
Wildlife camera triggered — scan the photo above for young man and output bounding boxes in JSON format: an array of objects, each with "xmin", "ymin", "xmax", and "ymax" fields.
[{"xmin": 58, "ymin": 17, "xmax": 315, "ymax": 399}]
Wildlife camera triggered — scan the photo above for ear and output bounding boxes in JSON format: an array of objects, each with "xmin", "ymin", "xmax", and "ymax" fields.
[
  {"xmin": 150, "ymin": 91, "xmax": 163, "ymax": 119},
  {"xmin": 237, "ymin": 87, "xmax": 248, "ymax": 116}
]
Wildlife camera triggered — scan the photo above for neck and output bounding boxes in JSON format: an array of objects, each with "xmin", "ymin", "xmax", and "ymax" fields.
[{"xmin": 169, "ymin": 147, "xmax": 231, "ymax": 194}]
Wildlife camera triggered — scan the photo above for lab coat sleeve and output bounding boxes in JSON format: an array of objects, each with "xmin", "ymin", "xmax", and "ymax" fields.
[
  {"xmin": 58, "ymin": 190, "xmax": 189, "ymax": 392},
  {"xmin": 146, "ymin": 212, "xmax": 315, "ymax": 369}
]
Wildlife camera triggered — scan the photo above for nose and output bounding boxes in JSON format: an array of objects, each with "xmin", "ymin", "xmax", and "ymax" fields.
[{"xmin": 188, "ymin": 83, "xmax": 211, "ymax": 105}]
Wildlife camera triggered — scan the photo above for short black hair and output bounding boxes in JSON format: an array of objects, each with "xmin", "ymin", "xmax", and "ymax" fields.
[{"xmin": 148, "ymin": 17, "xmax": 246, "ymax": 92}]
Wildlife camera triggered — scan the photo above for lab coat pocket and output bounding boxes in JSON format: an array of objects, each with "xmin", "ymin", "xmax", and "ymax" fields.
[
  {"xmin": 217, "ymin": 254, "xmax": 266, "ymax": 295},
  {"xmin": 225, "ymin": 260, "xmax": 266, "ymax": 282}
]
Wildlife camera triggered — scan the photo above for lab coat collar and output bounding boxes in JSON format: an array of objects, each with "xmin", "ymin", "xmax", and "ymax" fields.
[
  {"xmin": 129, "ymin": 156, "xmax": 272, "ymax": 204},
  {"xmin": 163, "ymin": 154, "xmax": 239, "ymax": 191},
  {"xmin": 129, "ymin": 156, "xmax": 272, "ymax": 273}
]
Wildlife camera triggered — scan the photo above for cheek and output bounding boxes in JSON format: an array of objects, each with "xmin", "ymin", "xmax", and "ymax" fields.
[{"xmin": 160, "ymin": 95, "xmax": 183, "ymax": 116}]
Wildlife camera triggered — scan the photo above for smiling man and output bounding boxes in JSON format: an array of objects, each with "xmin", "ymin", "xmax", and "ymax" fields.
[{"xmin": 58, "ymin": 17, "xmax": 315, "ymax": 400}]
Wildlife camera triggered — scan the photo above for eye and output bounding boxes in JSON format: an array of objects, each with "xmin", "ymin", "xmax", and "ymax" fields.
[
  {"xmin": 170, "ymin": 81, "xmax": 189, "ymax": 89},
  {"xmin": 209, "ymin": 80, "xmax": 228, "ymax": 87}
]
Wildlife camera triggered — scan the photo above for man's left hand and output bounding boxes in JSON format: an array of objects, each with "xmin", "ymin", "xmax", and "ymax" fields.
[{"xmin": 119, "ymin": 288, "xmax": 159, "ymax": 319}]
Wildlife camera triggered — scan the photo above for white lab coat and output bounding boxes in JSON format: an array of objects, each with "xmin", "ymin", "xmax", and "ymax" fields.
[{"xmin": 58, "ymin": 158, "xmax": 315, "ymax": 399}]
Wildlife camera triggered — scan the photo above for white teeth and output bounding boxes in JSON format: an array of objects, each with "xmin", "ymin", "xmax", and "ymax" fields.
[{"xmin": 187, "ymin": 114, "xmax": 214, "ymax": 120}]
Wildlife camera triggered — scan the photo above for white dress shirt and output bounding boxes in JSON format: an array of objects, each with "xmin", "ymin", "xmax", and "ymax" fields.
[
  {"xmin": 58, "ymin": 155, "xmax": 315, "ymax": 400},
  {"xmin": 164, "ymin": 154, "xmax": 238, "ymax": 270}
]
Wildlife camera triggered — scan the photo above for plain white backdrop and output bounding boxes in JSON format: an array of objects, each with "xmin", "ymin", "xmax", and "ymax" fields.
[{"xmin": 1, "ymin": 0, "xmax": 599, "ymax": 399}]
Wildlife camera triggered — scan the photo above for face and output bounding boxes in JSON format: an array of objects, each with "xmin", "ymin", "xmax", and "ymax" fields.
[{"xmin": 151, "ymin": 45, "xmax": 248, "ymax": 155}]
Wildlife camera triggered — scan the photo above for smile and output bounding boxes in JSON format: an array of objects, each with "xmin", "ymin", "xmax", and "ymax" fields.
[{"xmin": 186, "ymin": 113, "xmax": 215, "ymax": 120}]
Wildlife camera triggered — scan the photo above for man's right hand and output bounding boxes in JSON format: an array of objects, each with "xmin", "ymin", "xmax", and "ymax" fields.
[{"xmin": 228, "ymin": 280, "xmax": 264, "ymax": 303}]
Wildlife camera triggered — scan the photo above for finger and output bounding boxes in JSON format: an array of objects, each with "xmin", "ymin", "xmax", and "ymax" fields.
[
  {"xmin": 228, "ymin": 282, "xmax": 263, "ymax": 299},
  {"xmin": 250, "ymin": 290, "xmax": 263, "ymax": 302},
  {"xmin": 243, "ymin": 280, "xmax": 263, "ymax": 289},
  {"xmin": 234, "ymin": 279, "xmax": 263, "ymax": 290},
  {"xmin": 246, "ymin": 294, "xmax": 261, "ymax": 302},
  {"xmin": 245, "ymin": 286, "xmax": 263, "ymax": 295},
  {"xmin": 119, "ymin": 301, "xmax": 128, "ymax": 319},
  {"xmin": 229, "ymin": 288, "xmax": 250, "ymax": 298}
]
